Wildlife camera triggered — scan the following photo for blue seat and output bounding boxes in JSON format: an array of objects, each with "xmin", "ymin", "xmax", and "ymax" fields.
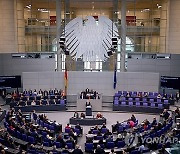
[
  {"xmin": 106, "ymin": 142, "xmax": 115, "ymax": 149},
  {"xmin": 128, "ymin": 98, "xmax": 133, "ymax": 101},
  {"xmin": 96, "ymin": 136, "xmax": 103, "ymax": 140},
  {"xmin": 43, "ymin": 142, "xmax": 50, "ymax": 147},
  {"xmin": 54, "ymin": 142, "xmax": 61, "ymax": 148},
  {"xmin": 121, "ymin": 101, "xmax": 126, "ymax": 106},
  {"xmin": 41, "ymin": 131, "xmax": 47, "ymax": 138},
  {"xmin": 118, "ymin": 126, "xmax": 123, "ymax": 132},
  {"xmin": 136, "ymin": 102, "xmax": 140, "ymax": 106},
  {"xmin": 129, "ymin": 102, "xmax": 133, "ymax": 106},
  {"xmin": 22, "ymin": 134, "xmax": 27, "ymax": 141},
  {"xmin": 16, "ymin": 131, "xmax": 21, "ymax": 139},
  {"xmin": 158, "ymin": 103, "xmax": 163, "ymax": 109},
  {"xmin": 85, "ymin": 143, "xmax": 93, "ymax": 153},
  {"xmin": 114, "ymin": 100, "xmax": 119, "ymax": 106},
  {"xmin": 130, "ymin": 150, "xmax": 140, "ymax": 154},
  {"xmin": 151, "ymin": 103, "xmax": 155, "ymax": 107},
  {"xmin": 66, "ymin": 142, "xmax": 73, "ymax": 149},
  {"xmin": 135, "ymin": 98, "xmax": 139, "ymax": 101},
  {"xmin": 60, "ymin": 100, "xmax": 65, "ymax": 105},
  {"xmin": 117, "ymin": 141, "xmax": 125, "ymax": 148},
  {"xmin": 65, "ymin": 128, "xmax": 70, "ymax": 133},
  {"xmin": 101, "ymin": 128, "xmax": 107, "ymax": 134},
  {"xmin": 74, "ymin": 128, "xmax": 80, "ymax": 135},
  {"xmin": 28, "ymin": 136, "xmax": 35, "ymax": 144},
  {"xmin": 93, "ymin": 130, "xmax": 99, "ymax": 134},
  {"xmin": 143, "ymin": 102, "xmax": 148, "ymax": 106}
]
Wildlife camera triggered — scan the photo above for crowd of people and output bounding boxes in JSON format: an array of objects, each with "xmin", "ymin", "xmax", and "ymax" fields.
[
  {"xmin": 85, "ymin": 108, "xmax": 179, "ymax": 153},
  {"xmin": 80, "ymin": 88, "xmax": 100, "ymax": 99},
  {"xmin": 73, "ymin": 111, "xmax": 103, "ymax": 119}
]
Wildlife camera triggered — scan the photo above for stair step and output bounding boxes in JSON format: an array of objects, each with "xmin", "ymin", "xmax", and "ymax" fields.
[
  {"xmin": 67, "ymin": 106, "xmax": 77, "ymax": 111},
  {"xmin": 67, "ymin": 104, "xmax": 77, "ymax": 107},
  {"xmin": 102, "ymin": 104, "xmax": 113, "ymax": 107},
  {"xmin": 102, "ymin": 106, "xmax": 112, "ymax": 111}
]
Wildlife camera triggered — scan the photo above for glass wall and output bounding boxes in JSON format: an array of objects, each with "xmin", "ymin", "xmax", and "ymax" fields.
[{"xmin": 16, "ymin": 0, "xmax": 168, "ymax": 71}]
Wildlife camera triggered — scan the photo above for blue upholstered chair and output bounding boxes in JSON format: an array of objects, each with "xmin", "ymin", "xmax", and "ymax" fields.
[
  {"xmin": 85, "ymin": 143, "xmax": 93, "ymax": 153},
  {"xmin": 106, "ymin": 142, "xmax": 115, "ymax": 149},
  {"xmin": 117, "ymin": 141, "xmax": 125, "ymax": 148}
]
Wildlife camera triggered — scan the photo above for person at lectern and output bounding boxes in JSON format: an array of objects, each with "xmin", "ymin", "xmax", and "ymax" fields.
[
  {"xmin": 86, "ymin": 101, "xmax": 91, "ymax": 107},
  {"xmin": 73, "ymin": 112, "xmax": 79, "ymax": 118}
]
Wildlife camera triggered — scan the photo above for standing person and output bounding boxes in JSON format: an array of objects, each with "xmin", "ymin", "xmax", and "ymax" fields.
[{"xmin": 176, "ymin": 92, "xmax": 179, "ymax": 103}]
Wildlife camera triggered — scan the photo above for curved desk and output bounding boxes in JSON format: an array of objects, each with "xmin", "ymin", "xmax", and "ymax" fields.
[{"xmin": 70, "ymin": 117, "xmax": 106, "ymax": 126}]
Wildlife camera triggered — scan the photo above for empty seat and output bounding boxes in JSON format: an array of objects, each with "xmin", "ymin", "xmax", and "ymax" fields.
[
  {"xmin": 114, "ymin": 100, "xmax": 119, "ymax": 106},
  {"xmin": 128, "ymin": 98, "xmax": 133, "ymax": 101},
  {"xmin": 158, "ymin": 104, "xmax": 163, "ymax": 109},
  {"xmin": 151, "ymin": 103, "xmax": 156, "ymax": 107},
  {"xmin": 117, "ymin": 141, "xmax": 125, "ymax": 148},
  {"xmin": 149, "ymin": 99, "xmax": 154, "ymax": 103},
  {"xmin": 143, "ymin": 102, "xmax": 148, "ymax": 106},
  {"xmin": 129, "ymin": 102, "xmax": 133, "ymax": 106},
  {"xmin": 106, "ymin": 142, "xmax": 115, "ymax": 149},
  {"xmin": 85, "ymin": 143, "xmax": 93, "ymax": 153},
  {"xmin": 121, "ymin": 101, "xmax": 126, "ymax": 106},
  {"xmin": 136, "ymin": 102, "xmax": 140, "ymax": 106}
]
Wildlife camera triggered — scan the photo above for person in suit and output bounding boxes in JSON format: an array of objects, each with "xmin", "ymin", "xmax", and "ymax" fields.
[
  {"xmin": 160, "ymin": 109, "xmax": 170, "ymax": 120},
  {"xmin": 73, "ymin": 112, "xmax": 79, "ymax": 118},
  {"xmin": 72, "ymin": 145, "xmax": 83, "ymax": 154},
  {"xmin": 95, "ymin": 145, "xmax": 105, "ymax": 154},
  {"xmin": 176, "ymin": 92, "xmax": 179, "ymax": 102}
]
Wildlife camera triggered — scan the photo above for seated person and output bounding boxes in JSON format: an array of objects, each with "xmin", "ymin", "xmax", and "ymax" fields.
[
  {"xmin": 62, "ymin": 145, "xmax": 70, "ymax": 154},
  {"xmin": 101, "ymin": 123, "xmax": 106, "ymax": 129},
  {"xmin": 126, "ymin": 91, "xmax": 131, "ymax": 97},
  {"xmin": 160, "ymin": 109, "xmax": 170, "ymax": 120},
  {"xmin": 96, "ymin": 112, "xmax": 103, "ymax": 119},
  {"xmin": 130, "ymin": 114, "xmax": 136, "ymax": 123},
  {"xmin": 65, "ymin": 123, "xmax": 71, "ymax": 129},
  {"xmin": 73, "ymin": 111, "xmax": 79, "ymax": 118},
  {"xmin": 115, "ymin": 134, "xmax": 123, "ymax": 144},
  {"xmin": 128, "ymin": 120, "xmax": 135, "ymax": 128},
  {"xmin": 72, "ymin": 145, "xmax": 83, "ymax": 154},
  {"xmin": 75, "ymin": 123, "xmax": 83, "ymax": 134},
  {"xmin": 152, "ymin": 117, "xmax": 157, "ymax": 127},
  {"xmin": 80, "ymin": 112, "xmax": 85, "ymax": 119},
  {"xmin": 169, "ymin": 94, "xmax": 174, "ymax": 100},
  {"xmin": 95, "ymin": 145, "xmax": 105, "ymax": 154},
  {"xmin": 143, "ymin": 92, "xmax": 148, "ymax": 97},
  {"xmin": 31, "ymin": 100, "xmax": 36, "ymax": 105},
  {"xmin": 157, "ymin": 93, "xmax": 162, "ymax": 99},
  {"xmin": 137, "ymin": 92, "xmax": 142, "ymax": 97}
]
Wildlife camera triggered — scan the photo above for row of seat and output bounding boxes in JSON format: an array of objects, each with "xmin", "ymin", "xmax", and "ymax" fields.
[
  {"xmin": 114, "ymin": 101, "xmax": 165, "ymax": 109},
  {"xmin": 114, "ymin": 97, "xmax": 169, "ymax": 103}
]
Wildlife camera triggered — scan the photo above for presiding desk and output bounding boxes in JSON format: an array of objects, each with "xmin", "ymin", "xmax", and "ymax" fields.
[{"xmin": 70, "ymin": 117, "xmax": 106, "ymax": 126}]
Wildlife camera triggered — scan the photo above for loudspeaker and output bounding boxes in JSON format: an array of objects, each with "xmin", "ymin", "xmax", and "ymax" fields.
[
  {"xmin": 107, "ymin": 51, "xmax": 113, "ymax": 56},
  {"xmin": 112, "ymin": 37, "xmax": 118, "ymax": 48},
  {"xmin": 60, "ymin": 37, "xmax": 65, "ymax": 49}
]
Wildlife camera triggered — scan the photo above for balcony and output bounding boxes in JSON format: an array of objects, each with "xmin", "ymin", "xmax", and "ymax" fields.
[{"xmin": 25, "ymin": 25, "xmax": 160, "ymax": 35}]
